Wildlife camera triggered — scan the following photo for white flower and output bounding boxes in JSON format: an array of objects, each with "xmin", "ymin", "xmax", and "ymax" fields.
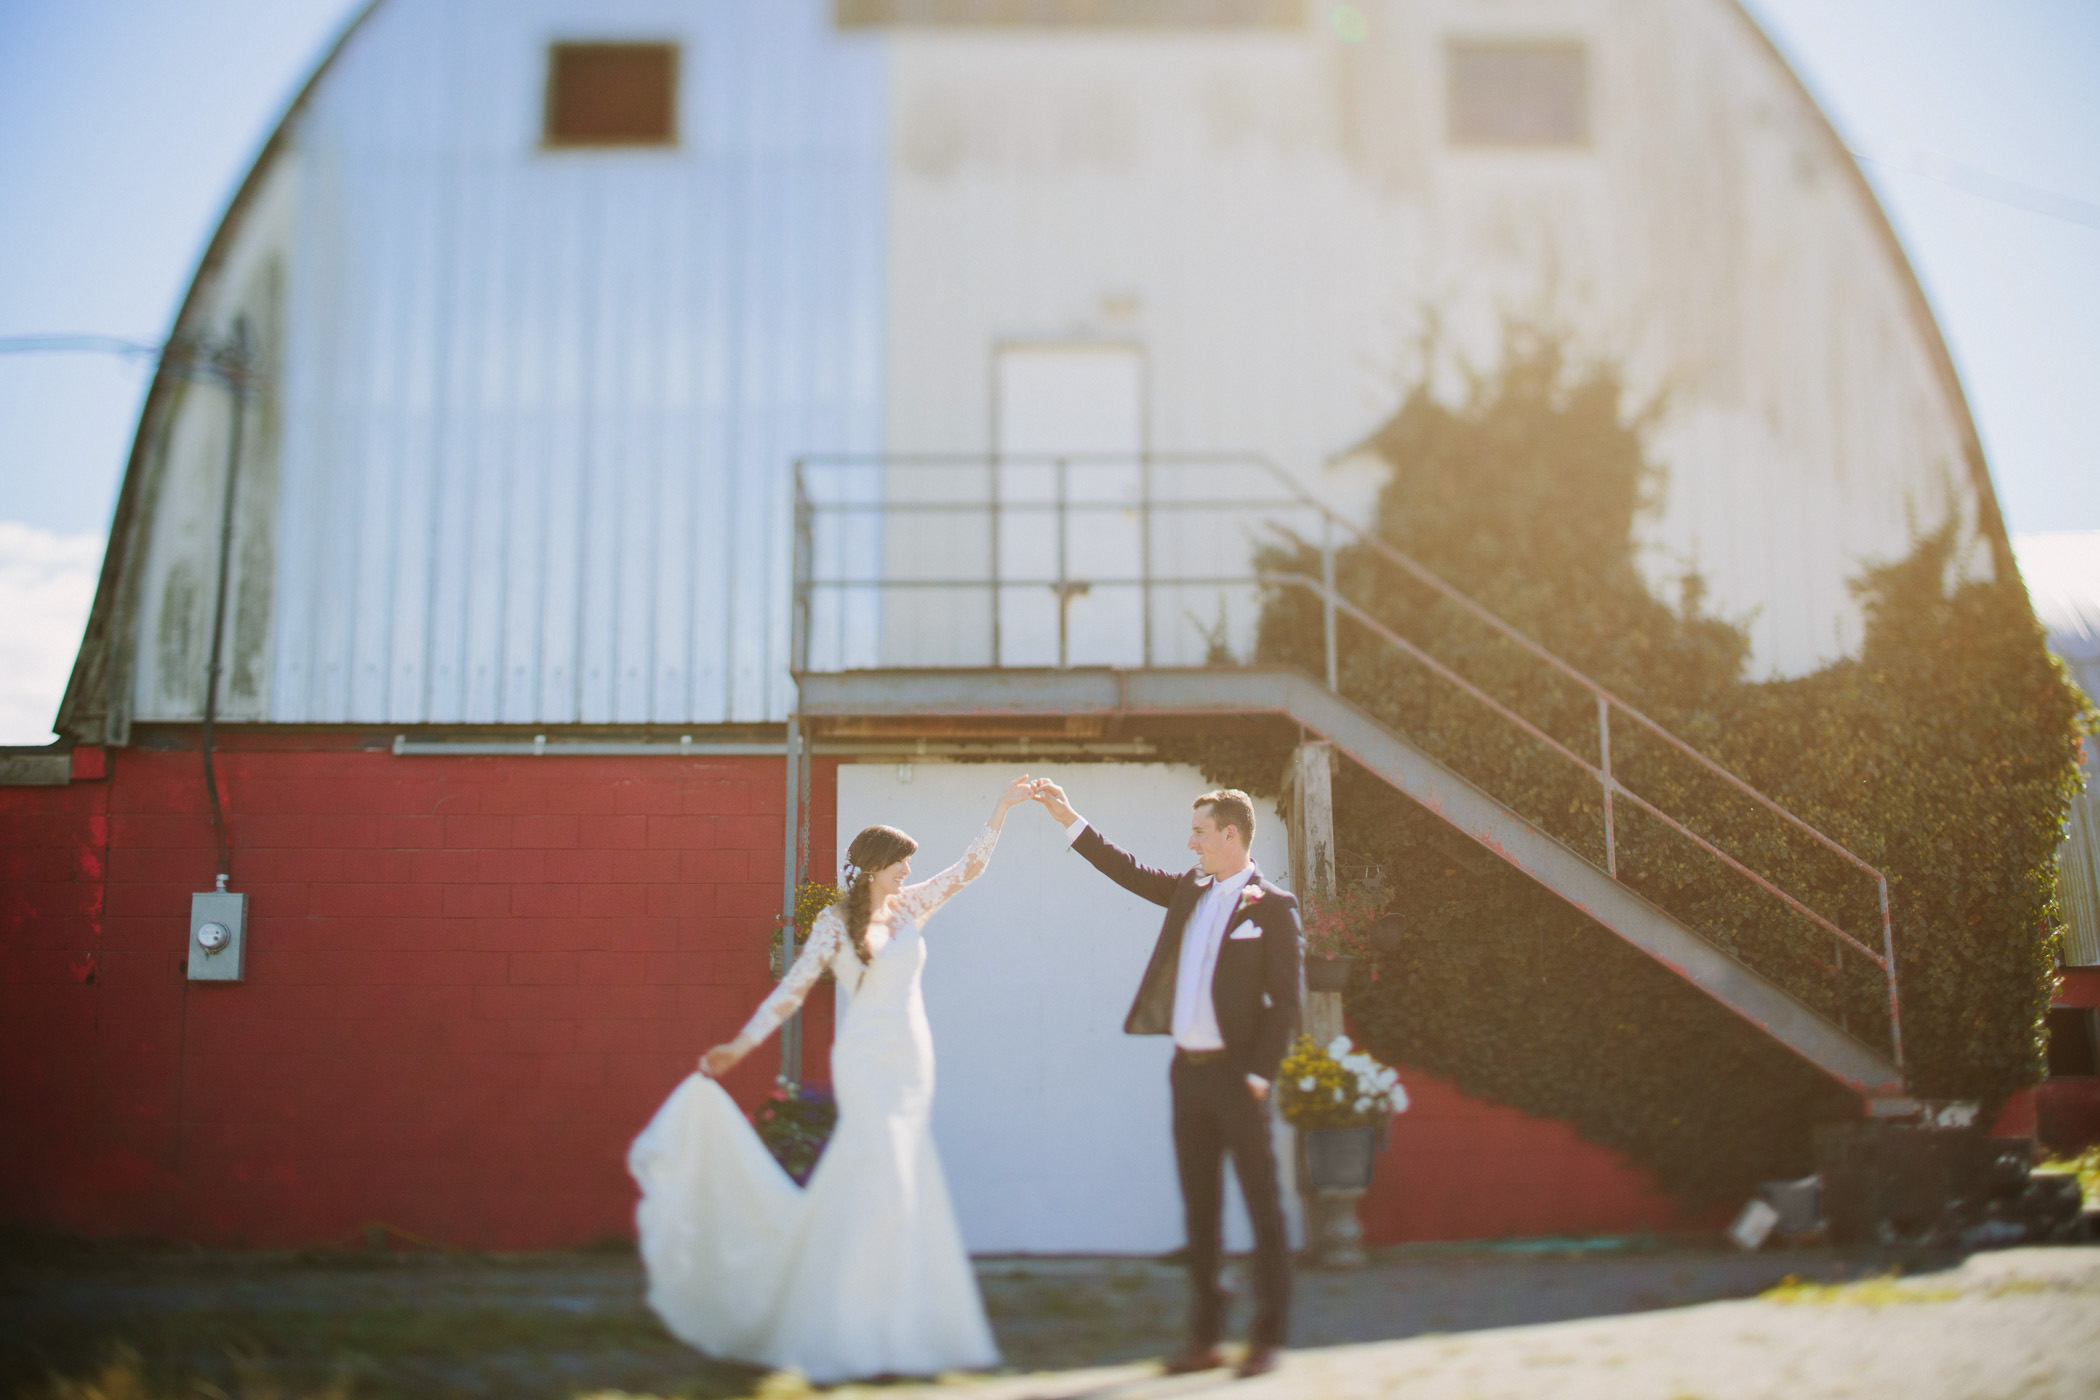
[
  {"xmin": 1331, "ymin": 1088, "xmax": 1345, "ymax": 1102},
  {"xmin": 1297, "ymin": 1076, "xmax": 1317, "ymax": 1092},
  {"xmin": 1353, "ymin": 1097, "xmax": 1371, "ymax": 1115},
  {"xmin": 1389, "ymin": 1085, "xmax": 1410, "ymax": 1113},
  {"xmin": 1327, "ymin": 1035, "xmax": 1352, "ymax": 1057}
]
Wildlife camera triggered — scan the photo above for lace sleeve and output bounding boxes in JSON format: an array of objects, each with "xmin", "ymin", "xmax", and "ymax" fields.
[
  {"xmin": 891, "ymin": 822, "xmax": 1001, "ymax": 927},
  {"xmin": 729, "ymin": 906, "xmax": 844, "ymax": 1052}
]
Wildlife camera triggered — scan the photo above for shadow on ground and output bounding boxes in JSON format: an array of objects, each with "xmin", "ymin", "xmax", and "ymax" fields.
[{"xmin": 0, "ymin": 1234, "xmax": 1960, "ymax": 1399}]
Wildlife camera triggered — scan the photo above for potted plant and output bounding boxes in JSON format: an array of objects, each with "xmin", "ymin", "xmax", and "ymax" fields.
[
  {"xmin": 771, "ymin": 878, "xmax": 842, "ymax": 981},
  {"xmin": 1278, "ymin": 1033, "xmax": 1410, "ymax": 1190},
  {"xmin": 752, "ymin": 1080, "xmax": 838, "ymax": 1184},
  {"xmin": 1298, "ymin": 884, "xmax": 1387, "ymax": 992}
]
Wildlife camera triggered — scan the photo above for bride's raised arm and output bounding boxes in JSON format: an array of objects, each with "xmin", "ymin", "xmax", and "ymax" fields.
[
  {"xmin": 889, "ymin": 774, "xmax": 1038, "ymax": 927},
  {"xmin": 698, "ymin": 905, "xmax": 844, "ymax": 1078}
]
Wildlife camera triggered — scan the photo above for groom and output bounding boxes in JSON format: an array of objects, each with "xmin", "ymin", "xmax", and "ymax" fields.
[{"xmin": 1030, "ymin": 780, "xmax": 1301, "ymax": 1379}]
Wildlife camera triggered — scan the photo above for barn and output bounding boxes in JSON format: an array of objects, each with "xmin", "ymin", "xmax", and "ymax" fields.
[{"xmin": 3, "ymin": 0, "xmax": 2015, "ymax": 1251}]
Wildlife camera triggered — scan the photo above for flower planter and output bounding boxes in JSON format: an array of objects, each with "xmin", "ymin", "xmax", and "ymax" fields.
[
  {"xmin": 1305, "ymin": 954, "xmax": 1354, "ymax": 993},
  {"xmin": 1280, "ymin": 1033, "xmax": 1405, "ymax": 1269},
  {"xmin": 1301, "ymin": 1124, "xmax": 1382, "ymax": 1191}
]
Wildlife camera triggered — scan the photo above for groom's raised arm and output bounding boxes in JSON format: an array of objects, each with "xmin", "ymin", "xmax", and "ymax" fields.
[
  {"xmin": 1033, "ymin": 781, "xmax": 1179, "ymax": 908},
  {"xmin": 1069, "ymin": 824, "xmax": 1180, "ymax": 908}
]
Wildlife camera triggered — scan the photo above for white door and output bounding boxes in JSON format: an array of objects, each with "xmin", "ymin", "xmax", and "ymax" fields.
[
  {"xmin": 993, "ymin": 345, "xmax": 1147, "ymax": 668},
  {"xmin": 836, "ymin": 760, "xmax": 1301, "ymax": 1253}
]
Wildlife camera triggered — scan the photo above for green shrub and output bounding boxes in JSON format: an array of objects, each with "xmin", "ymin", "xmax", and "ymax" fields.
[{"xmin": 1183, "ymin": 331, "xmax": 2094, "ymax": 1201}]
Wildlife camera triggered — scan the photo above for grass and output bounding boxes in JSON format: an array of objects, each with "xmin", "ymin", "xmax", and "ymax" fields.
[
  {"xmin": 0, "ymin": 1258, "xmax": 772, "ymax": 1400},
  {"xmin": 1759, "ymin": 1271, "xmax": 1960, "ymax": 1307},
  {"xmin": 14, "ymin": 1347, "xmax": 352, "ymax": 1400}
]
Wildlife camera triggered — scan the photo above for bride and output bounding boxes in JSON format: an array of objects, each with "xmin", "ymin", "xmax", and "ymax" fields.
[{"xmin": 627, "ymin": 774, "xmax": 1039, "ymax": 1382}]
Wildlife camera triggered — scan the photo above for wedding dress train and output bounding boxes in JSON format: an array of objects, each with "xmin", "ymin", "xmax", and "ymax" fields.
[{"xmin": 628, "ymin": 825, "xmax": 1004, "ymax": 1382}]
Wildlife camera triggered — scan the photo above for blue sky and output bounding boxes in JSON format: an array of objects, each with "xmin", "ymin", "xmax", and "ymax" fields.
[{"xmin": 0, "ymin": 0, "xmax": 2095, "ymax": 741}]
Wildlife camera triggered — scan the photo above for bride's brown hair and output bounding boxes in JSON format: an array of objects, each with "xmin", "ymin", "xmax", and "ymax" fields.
[{"xmin": 840, "ymin": 825, "xmax": 918, "ymax": 966}]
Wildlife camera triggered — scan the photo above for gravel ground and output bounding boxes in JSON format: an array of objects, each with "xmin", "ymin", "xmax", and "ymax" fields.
[{"xmin": 3, "ymin": 1236, "xmax": 2091, "ymax": 1399}]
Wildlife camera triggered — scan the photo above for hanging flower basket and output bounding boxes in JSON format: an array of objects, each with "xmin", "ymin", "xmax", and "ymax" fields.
[
  {"xmin": 1299, "ymin": 884, "xmax": 1388, "ymax": 963},
  {"xmin": 1306, "ymin": 955, "xmax": 1355, "ymax": 992}
]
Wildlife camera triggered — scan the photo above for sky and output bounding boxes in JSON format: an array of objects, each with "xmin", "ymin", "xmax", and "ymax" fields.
[{"xmin": 0, "ymin": 0, "xmax": 2095, "ymax": 743}]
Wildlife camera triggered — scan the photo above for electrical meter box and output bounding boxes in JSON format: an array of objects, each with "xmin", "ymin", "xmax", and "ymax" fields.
[{"xmin": 188, "ymin": 881, "xmax": 248, "ymax": 982}]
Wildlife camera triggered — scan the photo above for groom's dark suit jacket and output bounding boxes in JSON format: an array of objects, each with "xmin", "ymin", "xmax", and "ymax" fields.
[{"xmin": 1071, "ymin": 826, "xmax": 1304, "ymax": 1083}]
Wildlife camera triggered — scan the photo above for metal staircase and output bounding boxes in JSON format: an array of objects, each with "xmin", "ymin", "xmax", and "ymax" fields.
[{"xmin": 786, "ymin": 452, "xmax": 1907, "ymax": 1102}]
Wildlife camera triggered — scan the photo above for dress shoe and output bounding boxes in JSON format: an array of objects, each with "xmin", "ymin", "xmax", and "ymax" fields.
[
  {"xmin": 1161, "ymin": 1345, "xmax": 1228, "ymax": 1375},
  {"xmin": 1236, "ymin": 1345, "xmax": 1281, "ymax": 1379}
]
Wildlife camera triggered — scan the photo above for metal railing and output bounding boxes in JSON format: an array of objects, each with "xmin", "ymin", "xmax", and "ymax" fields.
[
  {"xmin": 791, "ymin": 452, "xmax": 1336, "ymax": 675},
  {"xmin": 790, "ymin": 452, "xmax": 1902, "ymax": 1071}
]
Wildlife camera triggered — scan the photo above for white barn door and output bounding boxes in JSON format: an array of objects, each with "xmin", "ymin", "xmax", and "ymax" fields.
[
  {"xmin": 836, "ymin": 760, "xmax": 1300, "ymax": 1254},
  {"xmin": 992, "ymin": 345, "xmax": 1147, "ymax": 669}
]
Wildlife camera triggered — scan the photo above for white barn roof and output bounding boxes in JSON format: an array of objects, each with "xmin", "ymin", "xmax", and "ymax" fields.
[{"xmin": 60, "ymin": 0, "xmax": 2010, "ymax": 740}]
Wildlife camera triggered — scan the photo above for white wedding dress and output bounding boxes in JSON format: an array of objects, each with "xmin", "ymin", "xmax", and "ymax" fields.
[{"xmin": 627, "ymin": 824, "xmax": 1004, "ymax": 1382}]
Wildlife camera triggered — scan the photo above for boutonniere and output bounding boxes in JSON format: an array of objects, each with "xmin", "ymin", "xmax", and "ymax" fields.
[{"xmin": 1236, "ymin": 884, "xmax": 1265, "ymax": 914}]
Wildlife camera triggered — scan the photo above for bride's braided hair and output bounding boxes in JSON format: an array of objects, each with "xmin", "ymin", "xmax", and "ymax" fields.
[{"xmin": 840, "ymin": 825, "xmax": 918, "ymax": 966}]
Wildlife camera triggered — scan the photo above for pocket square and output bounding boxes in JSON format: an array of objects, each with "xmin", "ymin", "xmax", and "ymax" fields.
[{"xmin": 1227, "ymin": 925, "xmax": 1263, "ymax": 940}]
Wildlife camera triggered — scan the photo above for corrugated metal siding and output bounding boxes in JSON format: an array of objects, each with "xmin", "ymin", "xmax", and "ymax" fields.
[
  {"xmin": 878, "ymin": 0, "xmax": 1992, "ymax": 680},
  {"xmin": 120, "ymin": 0, "xmax": 2005, "ymax": 725},
  {"xmin": 2046, "ymin": 612, "xmax": 2100, "ymax": 967},
  {"xmin": 268, "ymin": 0, "xmax": 885, "ymax": 725},
  {"xmin": 2063, "ymin": 781, "xmax": 2100, "ymax": 968}
]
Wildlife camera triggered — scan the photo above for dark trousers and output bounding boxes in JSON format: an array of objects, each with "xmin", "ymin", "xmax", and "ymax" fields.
[{"xmin": 1170, "ymin": 1051, "xmax": 1291, "ymax": 1348}]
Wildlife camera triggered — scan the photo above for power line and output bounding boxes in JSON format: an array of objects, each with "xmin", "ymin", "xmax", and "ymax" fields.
[
  {"xmin": 1849, "ymin": 142, "xmax": 2100, "ymax": 233},
  {"xmin": 0, "ymin": 332, "xmax": 259, "ymax": 389},
  {"xmin": 0, "ymin": 334, "xmax": 164, "ymax": 360}
]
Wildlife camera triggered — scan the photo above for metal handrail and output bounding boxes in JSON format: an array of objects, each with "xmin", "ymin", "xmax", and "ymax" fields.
[
  {"xmin": 1265, "ymin": 578, "xmax": 1893, "ymax": 970},
  {"xmin": 791, "ymin": 451, "xmax": 1902, "ymax": 1068}
]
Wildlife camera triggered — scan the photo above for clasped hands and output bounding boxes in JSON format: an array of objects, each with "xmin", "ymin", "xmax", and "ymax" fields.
[{"xmin": 1022, "ymin": 778, "xmax": 1081, "ymax": 829}]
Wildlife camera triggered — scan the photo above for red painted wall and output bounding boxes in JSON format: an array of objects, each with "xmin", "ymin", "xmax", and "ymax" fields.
[
  {"xmin": 0, "ymin": 735, "xmax": 833, "ymax": 1249},
  {"xmin": 8, "ymin": 737, "xmax": 1739, "ymax": 1247},
  {"xmin": 1355, "ymin": 1064, "xmax": 1715, "ymax": 1244},
  {"xmin": 1990, "ymin": 968, "xmax": 2100, "ymax": 1153},
  {"xmin": 1, "ymin": 763, "xmax": 112, "ymax": 1233}
]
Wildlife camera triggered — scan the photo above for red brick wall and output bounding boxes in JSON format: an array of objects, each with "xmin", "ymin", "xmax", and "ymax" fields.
[{"xmin": 0, "ymin": 736, "xmax": 832, "ymax": 1248}]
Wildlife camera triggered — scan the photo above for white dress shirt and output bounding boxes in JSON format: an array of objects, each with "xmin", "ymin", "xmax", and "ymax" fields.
[
  {"xmin": 1170, "ymin": 861, "xmax": 1256, "ymax": 1051},
  {"xmin": 1063, "ymin": 816, "xmax": 1268, "ymax": 1083}
]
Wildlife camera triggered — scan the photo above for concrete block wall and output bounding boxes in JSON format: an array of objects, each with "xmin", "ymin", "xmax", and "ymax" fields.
[{"xmin": 0, "ymin": 738, "xmax": 832, "ymax": 1248}]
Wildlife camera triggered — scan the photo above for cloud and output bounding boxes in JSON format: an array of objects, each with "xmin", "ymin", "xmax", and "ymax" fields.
[{"xmin": 0, "ymin": 521, "xmax": 104, "ymax": 745}]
